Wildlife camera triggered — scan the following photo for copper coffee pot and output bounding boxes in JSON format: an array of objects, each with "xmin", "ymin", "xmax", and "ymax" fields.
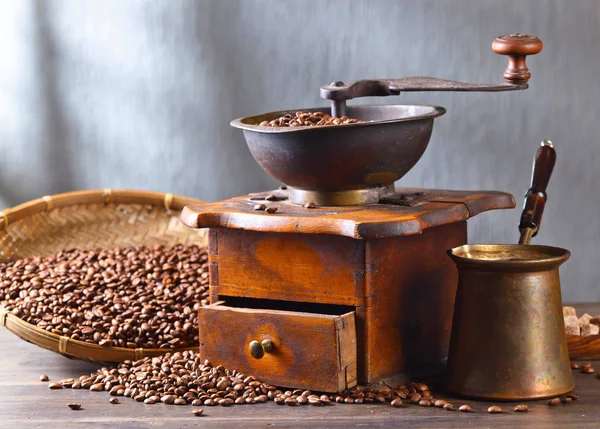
[{"xmin": 445, "ymin": 141, "xmax": 574, "ymax": 400}]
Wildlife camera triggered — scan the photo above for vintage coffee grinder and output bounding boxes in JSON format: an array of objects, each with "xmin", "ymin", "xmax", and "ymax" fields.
[{"xmin": 181, "ymin": 34, "xmax": 543, "ymax": 392}]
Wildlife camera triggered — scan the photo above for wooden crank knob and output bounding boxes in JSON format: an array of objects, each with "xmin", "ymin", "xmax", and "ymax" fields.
[
  {"xmin": 492, "ymin": 34, "xmax": 543, "ymax": 84},
  {"xmin": 248, "ymin": 339, "xmax": 274, "ymax": 359}
]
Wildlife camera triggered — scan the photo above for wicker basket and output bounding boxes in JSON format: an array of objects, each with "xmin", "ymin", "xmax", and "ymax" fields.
[{"xmin": 0, "ymin": 189, "xmax": 207, "ymax": 362}]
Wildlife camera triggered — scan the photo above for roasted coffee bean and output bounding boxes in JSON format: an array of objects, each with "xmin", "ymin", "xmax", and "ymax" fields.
[
  {"xmin": 548, "ymin": 397, "xmax": 561, "ymax": 406},
  {"xmin": 561, "ymin": 396, "xmax": 572, "ymax": 404},
  {"xmin": 419, "ymin": 399, "xmax": 432, "ymax": 407},
  {"xmin": 0, "ymin": 244, "xmax": 209, "ymax": 350},
  {"xmin": 109, "ymin": 398, "xmax": 119, "ymax": 404},
  {"xmin": 90, "ymin": 383, "xmax": 104, "ymax": 392},
  {"xmin": 319, "ymin": 395, "xmax": 331, "ymax": 405},
  {"xmin": 39, "ymin": 374, "xmax": 49, "ymax": 382},
  {"xmin": 408, "ymin": 393, "xmax": 421, "ymax": 403},
  {"xmin": 434, "ymin": 399, "xmax": 448, "ymax": 408},
  {"xmin": 571, "ymin": 362, "xmax": 580, "ymax": 369},
  {"xmin": 513, "ymin": 404, "xmax": 528, "ymax": 412},
  {"xmin": 567, "ymin": 392, "xmax": 580, "ymax": 400},
  {"xmin": 304, "ymin": 202, "xmax": 316, "ymax": 209},
  {"xmin": 161, "ymin": 395, "xmax": 175, "ymax": 404},
  {"xmin": 391, "ymin": 398, "xmax": 402, "ymax": 407},
  {"xmin": 48, "ymin": 382, "xmax": 63, "ymax": 390},
  {"xmin": 61, "ymin": 379, "xmax": 74, "ymax": 388},
  {"xmin": 488, "ymin": 405, "xmax": 502, "ymax": 413},
  {"xmin": 144, "ymin": 398, "xmax": 156, "ymax": 405},
  {"xmin": 67, "ymin": 403, "xmax": 82, "ymax": 410},
  {"xmin": 193, "ymin": 408, "xmax": 204, "ymax": 417},
  {"xmin": 265, "ymin": 207, "xmax": 278, "ymax": 214},
  {"xmin": 258, "ymin": 111, "xmax": 365, "ymax": 128},
  {"xmin": 459, "ymin": 404, "xmax": 472, "ymax": 412},
  {"xmin": 307, "ymin": 396, "xmax": 321, "ymax": 405},
  {"xmin": 443, "ymin": 403, "xmax": 455, "ymax": 411},
  {"xmin": 582, "ymin": 366, "xmax": 595, "ymax": 374}
]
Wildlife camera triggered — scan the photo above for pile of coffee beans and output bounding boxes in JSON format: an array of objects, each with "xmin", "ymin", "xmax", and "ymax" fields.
[
  {"xmin": 0, "ymin": 244, "xmax": 209, "ymax": 349},
  {"xmin": 46, "ymin": 350, "xmax": 581, "ymax": 415},
  {"xmin": 258, "ymin": 111, "xmax": 364, "ymax": 127},
  {"xmin": 52, "ymin": 350, "xmax": 275, "ymax": 406},
  {"xmin": 49, "ymin": 350, "xmax": 436, "ymax": 408}
]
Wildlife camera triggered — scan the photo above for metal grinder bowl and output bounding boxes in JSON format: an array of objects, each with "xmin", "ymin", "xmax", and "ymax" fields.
[{"xmin": 230, "ymin": 105, "xmax": 446, "ymax": 206}]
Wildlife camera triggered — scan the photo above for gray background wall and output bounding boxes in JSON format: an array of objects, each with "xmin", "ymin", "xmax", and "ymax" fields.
[{"xmin": 0, "ymin": 0, "xmax": 598, "ymax": 301}]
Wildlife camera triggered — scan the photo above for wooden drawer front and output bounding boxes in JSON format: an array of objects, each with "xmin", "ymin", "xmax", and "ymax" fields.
[
  {"xmin": 210, "ymin": 228, "xmax": 364, "ymax": 306},
  {"xmin": 198, "ymin": 303, "xmax": 357, "ymax": 392}
]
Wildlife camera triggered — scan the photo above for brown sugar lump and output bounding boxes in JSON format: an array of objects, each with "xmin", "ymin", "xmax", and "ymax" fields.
[
  {"xmin": 581, "ymin": 323, "xmax": 600, "ymax": 336},
  {"xmin": 565, "ymin": 316, "xmax": 581, "ymax": 335},
  {"xmin": 563, "ymin": 306, "xmax": 577, "ymax": 318}
]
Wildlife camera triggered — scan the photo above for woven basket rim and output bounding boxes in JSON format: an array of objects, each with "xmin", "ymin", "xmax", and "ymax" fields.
[
  {"xmin": 0, "ymin": 189, "xmax": 206, "ymax": 363},
  {"xmin": 0, "ymin": 188, "xmax": 204, "ymax": 230}
]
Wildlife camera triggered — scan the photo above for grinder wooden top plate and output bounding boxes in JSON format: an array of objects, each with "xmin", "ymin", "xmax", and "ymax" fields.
[{"xmin": 181, "ymin": 188, "xmax": 515, "ymax": 240}]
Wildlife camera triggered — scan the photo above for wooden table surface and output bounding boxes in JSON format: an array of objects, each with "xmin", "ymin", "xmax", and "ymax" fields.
[{"xmin": 1, "ymin": 303, "xmax": 600, "ymax": 429}]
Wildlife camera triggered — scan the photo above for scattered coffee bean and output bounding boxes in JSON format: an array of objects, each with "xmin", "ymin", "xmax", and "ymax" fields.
[
  {"xmin": 582, "ymin": 366, "xmax": 595, "ymax": 374},
  {"xmin": 304, "ymin": 202, "xmax": 316, "ymax": 209},
  {"xmin": 90, "ymin": 383, "xmax": 104, "ymax": 392},
  {"xmin": 265, "ymin": 207, "xmax": 278, "ymax": 214},
  {"xmin": 193, "ymin": 408, "xmax": 204, "ymax": 416},
  {"xmin": 571, "ymin": 362, "xmax": 580, "ymax": 369},
  {"xmin": 390, "ymin": 398, "xmax": 402, "ymax": 407},
  {"xmin": 561, "ymin": 396, "xmax": 572, "ymax": 404},
  {"xmin": 488, "ymin": 405, "xmax": 502, "ymax": 413},
  {"xmin": 48, "ymin": 382, "xmax": 63, "ymax": 390},
  {"xmin": 109, "ymin": 398, "xmax": 119, "ymax": 404},
  {"xmin": 443, "ymin": 403, "xmax": 455, "ymax": 411},
  {"xmin": 567, "ymin": 392, "xmax": 580, "ymax": 400},
  {"xmin": 67, "ymin": 403, "xmax": 82, "ymax": 410},
  {"xmin": 257, "ymin": 111, "xmax": 365, "ymax": 128},
  {"xmin": 409, "ymin": 393, "xmax": 422, "ymax": 403},
  {"xmin": 253, "ymin": 203, "xmax": 266, "ymax": 211},
  {"xmin": 434, "ymin": 399, "xmax": 448, "ymax": 408},
  {"xmin": 513, "ymin": 404, "xmax": 528, "ymax": 412},
  {"xmin": 319, "ymin": 395, "xmax": 331, "ymax": 405},
  {"xmin": 0, "ymin": 245, "xmax": 209, "ymax": 350},
  {"xmin": 548, "ymin": 397, "xmax": 561, "ymax": 406},
  {"xmin": 308, "ymin": 396, "xmax": 321, "ymax": 405},
  {"xmin": 419, "ymin": 399, "xmax": 432, "ymax": 407},
  {"xmin": 459, "ymin": 404, "xmax": 472, "ymax": 412},
  {"xmin": 39, "ymin": 374, "xmax": 49, "ymax": 382},
  {"xmin": 61, "ymin": 378, "xmax": 74, "ymax": 388}
]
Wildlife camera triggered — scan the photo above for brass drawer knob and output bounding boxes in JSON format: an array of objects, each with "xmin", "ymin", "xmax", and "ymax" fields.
[{"xmin": 249, "ymin": 339, "xmax": 274, "ymax": 359}]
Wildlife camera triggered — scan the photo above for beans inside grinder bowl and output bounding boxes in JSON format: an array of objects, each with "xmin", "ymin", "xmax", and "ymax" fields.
[{"xmin": 258, "ymin": 111, "xmax": 365, "ymax": 127}]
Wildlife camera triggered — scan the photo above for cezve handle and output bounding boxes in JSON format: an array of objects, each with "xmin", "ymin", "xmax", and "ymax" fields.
[{"xmin": 518, "ymin": 140, "xmax": 556, "ymax": 245}]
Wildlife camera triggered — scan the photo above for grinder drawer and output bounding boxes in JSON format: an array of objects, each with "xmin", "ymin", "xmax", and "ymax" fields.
[{"xmin": 198, "ymin": 299, "xmax": 357, "ymax": 392}]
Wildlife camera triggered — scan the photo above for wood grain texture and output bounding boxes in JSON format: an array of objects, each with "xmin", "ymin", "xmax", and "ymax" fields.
[
  {"xmin": 198, "ymin": 302, "xmax": 357, "ymax": 392},
  {"xmin": 211, "ymin": 228, "xmax": 365, "ymax": 306},
  {"xmin": 567, "ymin": 334, "xmax": 600, "ymax": 360},
  {"xmin": 363, "ymin": 222, "xmax": 467, "ymax": 383},
  {"xmin": 2, "ymin": 306, "xmax": 600, "ymax": 429},
  {"xmin": 180, "ymin": 188, "xmax": 514, "ymax": 239}
]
